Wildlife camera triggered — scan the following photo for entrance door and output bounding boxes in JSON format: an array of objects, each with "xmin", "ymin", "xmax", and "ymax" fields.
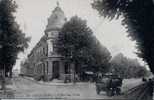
[
  {"xmin": 52, "ymin": 61, "xmax": 60, "ymax": 79},
  {"xmin": 65, "ymin": 62, "xmax": 70, "ymax": 74}
]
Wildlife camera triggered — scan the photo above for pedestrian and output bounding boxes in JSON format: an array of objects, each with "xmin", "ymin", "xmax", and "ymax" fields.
[{"xmin": 142, "ymin": 77, "xmax": 147, "ymax": 82}]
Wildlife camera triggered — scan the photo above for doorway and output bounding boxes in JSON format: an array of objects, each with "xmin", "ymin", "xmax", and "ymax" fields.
[{"xmin": 52, "ymin": 61, "xmax": 60, "ymax": 79}]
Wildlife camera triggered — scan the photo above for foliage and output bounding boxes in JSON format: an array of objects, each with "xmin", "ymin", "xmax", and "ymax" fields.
[
  {"xmin": 57, "ymin": 16, "xmax": 111, "ymax": 74},
  {"xmin": 89, "ymin": 40, "xmax": 111, "ymax": 73},
  {"xmin": 0, "ymin": 0, "xmax": 30, "ymax": 76},
  {"xmin": 110, "ymin": 53, "xmax": 149, "ymax": 78},
  {"xmin": 92, "ymin": 0, "xmax": 154, "ymax": 74}
]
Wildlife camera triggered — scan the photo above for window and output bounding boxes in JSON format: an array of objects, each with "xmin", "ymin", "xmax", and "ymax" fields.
[
  {"xmin": 55, "ymin": 15, "xmax": 58, "ymax": 19},
  {"xmin": 65, "ymin": 62, "xmax": 71, "ymax": 74},
  {"xmin": 47, "ymin": 40, "xmax": 53, "ymax": 54},
  {"xmin": 53, "ymin": 61, "xmax": 60, "ymax": 78},
  {"xmin": 50, "ymin": 41, "xmax": 54, "ymax": 53},
  {"xmin": 53, "ymin": 41, "xmax": 57, "ymax": 52},
  {"xmin": 48, "ymin": 32, "xmax": 53, "ymax": 37},
  {"xmin": 46, "ymin": 61, "xmax": 48, "ymax": 74},
  {"xmin": 43, "ymin": 47, "xmax": 45, "ymax": 55}
]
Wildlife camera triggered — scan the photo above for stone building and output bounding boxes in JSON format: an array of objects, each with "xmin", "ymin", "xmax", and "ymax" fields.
[{"xmin": 21, "ymin": 3, "xmax": 75, "ymax": 82}]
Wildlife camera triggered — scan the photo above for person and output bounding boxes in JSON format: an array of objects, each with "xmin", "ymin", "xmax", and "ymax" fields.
[
  {"xmin": 124, "ymin": 78, "xmax": 153, "ymax": 100},
  {"xmin": 142, "ymin": 77, "xmax": 147, "ymax": 82}
]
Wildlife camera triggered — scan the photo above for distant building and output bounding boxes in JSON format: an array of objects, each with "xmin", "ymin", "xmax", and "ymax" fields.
[
  {"xmin": 13, "ymin": 69, "xmax": 20, "ymax": 77},
  {"xmin": 21, "ymin": 3, "xmax": 75, "ymax": 82}
]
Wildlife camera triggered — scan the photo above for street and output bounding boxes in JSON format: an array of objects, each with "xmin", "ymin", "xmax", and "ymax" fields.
[{"xmin": 2, "ymin": 76, "xmax": 124, "ymax": 99}]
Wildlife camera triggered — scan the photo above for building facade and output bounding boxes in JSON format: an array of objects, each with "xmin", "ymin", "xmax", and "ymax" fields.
[{"xmin": 21, "ymin": 3, "xmax": 75, "ymax": 82}]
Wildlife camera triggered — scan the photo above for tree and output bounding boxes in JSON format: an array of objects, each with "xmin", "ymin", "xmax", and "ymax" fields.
[
  {"xmin": 89, "ymin": 39, "xmax": 111, "ymax": 73},
  {"xmin": 57, "ymin": 16, "xmax": 111, "ymax": 78},
  {"xmin": 110, "ymin": 53, "xmax": 149, "ymax": 78},
  {"xmin": 110, "ymin": 53, "xmax": 128, "ymax": 78},
  {"xmin": 0, "ymin": 0, "xmax": 30, "ymax": 79},
  {"xmin": 92, "ymin": 0, "xmax": 154, "ymax": 74},
  {"xmin": 135, "ymin": 66, "xmax": 149, "ymax": 78}
]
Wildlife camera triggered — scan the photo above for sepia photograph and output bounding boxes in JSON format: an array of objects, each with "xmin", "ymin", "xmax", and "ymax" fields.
[{"xmin": 0, "ymin": 0, "xmax": 154, "ymax": 100}]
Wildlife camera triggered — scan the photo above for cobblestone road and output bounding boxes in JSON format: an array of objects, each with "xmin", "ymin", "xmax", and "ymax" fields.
[{"xmin": 8, "ymin": 76, "xmax": 125, "ymax": 99}]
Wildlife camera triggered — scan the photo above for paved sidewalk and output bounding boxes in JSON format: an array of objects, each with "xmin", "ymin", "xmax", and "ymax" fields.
[
  {"xmin": 23, "ymin": 76, "xmax": 94, "ymax": 86},
  {"xmin": 0, "ymin": 88, "xmax": 15, "ymax": 98},
  {"xmin": 3, "ymin": 77, "xmax": 130, "ymax": 99}
]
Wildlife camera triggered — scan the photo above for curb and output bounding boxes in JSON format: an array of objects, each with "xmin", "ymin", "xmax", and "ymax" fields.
[{"xmin": 22, "ymin": 76, "xmax": 93, "ymax": 86}]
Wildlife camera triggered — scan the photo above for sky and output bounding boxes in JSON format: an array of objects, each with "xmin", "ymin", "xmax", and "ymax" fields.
[{"xmin": 13, "ymin": 0, "xmax": 144, "ymax": 70}]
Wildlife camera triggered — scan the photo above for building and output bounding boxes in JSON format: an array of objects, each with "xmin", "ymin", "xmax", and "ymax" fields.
[
  {"xmin": 21, "ymin": 3, "xmax": 75, "ymax": 82},
  {"xmin": 12, "ymin": 69, "xmax": 20, "ymax": 77}
]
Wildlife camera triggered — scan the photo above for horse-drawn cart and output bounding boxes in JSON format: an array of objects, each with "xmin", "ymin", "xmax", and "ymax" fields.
[{"xmin": 96, "ymin": 74, "xmax": 123, "ymax": 96}]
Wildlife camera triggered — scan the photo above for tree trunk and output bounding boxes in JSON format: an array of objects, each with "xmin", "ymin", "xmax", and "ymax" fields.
[
  {"xmin": 1, "ymin": 70, "xmax": 5, "ymax": 90},
  {"xmin": 9, "ymin": 69, "xmax": 12, "ymax": 78},
  {"xmin": 70, "ymin": 63, "xmax": 75, "ymax": 83},
  {"xmin": 1, "ymin": 77, "xmax": 5, "ymax": 90}
]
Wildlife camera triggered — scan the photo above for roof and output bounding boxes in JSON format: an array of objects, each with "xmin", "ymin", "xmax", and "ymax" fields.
[{"xmin": 45, "ymin": 3, "xmax": 66, "ymax": 32}]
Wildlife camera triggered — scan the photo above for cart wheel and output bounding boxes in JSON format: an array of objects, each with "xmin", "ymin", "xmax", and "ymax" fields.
[
  {"xmin": 107, "ymin": 90, "xmax": 112, "ymax": 96},
  {"xmin": 107, "ymin": 88, "xmax": 114, "ymax": 96},
  {"xmin": 116, "ymin": 87, "xmax": 121, "ymax": 95},
  {"xmin": 96, "ymin": 88, "xmax": 100, "ymax": 94}
]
